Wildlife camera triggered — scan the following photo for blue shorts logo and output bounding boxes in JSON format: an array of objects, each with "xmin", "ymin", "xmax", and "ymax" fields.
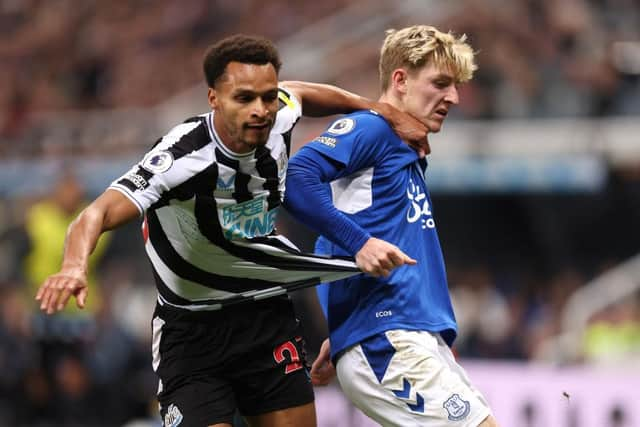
[{"xmin": 443, "ymin": 393, "xmax": 470, "ymax": 421}]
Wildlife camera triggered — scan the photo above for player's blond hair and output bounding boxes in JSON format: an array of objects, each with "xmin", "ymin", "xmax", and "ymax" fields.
[{"xmin": 379, "ymin": 25, "xmax": 477, "ymax": 91}]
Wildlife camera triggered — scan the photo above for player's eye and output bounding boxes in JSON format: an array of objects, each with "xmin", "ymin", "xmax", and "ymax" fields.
[
  {"xmin": 263, "ymin": 93, "xmax": 278, "ymax": 103},
  {"xmin": 235, "ymin": 94, "xmax": 254, "ymax": 103}
]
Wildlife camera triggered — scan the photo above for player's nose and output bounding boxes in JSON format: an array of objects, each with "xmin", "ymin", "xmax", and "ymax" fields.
[
  {"xmin": 444, "ymin": 85, "xmax": 459, "ymax": 105},
  {"xmin": 252, "ymin": 98, "xmax": 268, "ymax": 117}
]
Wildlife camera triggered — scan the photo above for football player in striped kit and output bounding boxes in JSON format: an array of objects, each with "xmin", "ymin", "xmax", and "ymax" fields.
[{"xmin": 36, "ymin": 34, "xmax": 428, "ymax": 427}]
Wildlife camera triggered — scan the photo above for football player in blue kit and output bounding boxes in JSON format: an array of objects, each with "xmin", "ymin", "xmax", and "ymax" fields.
[{"xmin": 285, "ymin": 26, "xmax": 499, "ymax": 426}]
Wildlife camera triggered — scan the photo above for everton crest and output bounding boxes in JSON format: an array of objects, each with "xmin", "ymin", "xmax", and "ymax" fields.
[{"xmin": 443, "ymin": 393, "xmax": 470, "ymax": 421}]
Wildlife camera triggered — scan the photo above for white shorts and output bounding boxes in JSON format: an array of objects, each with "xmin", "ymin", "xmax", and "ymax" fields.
[{"xmin": 335, "ymin": 330, "xmax": 491, "ymax": 426}]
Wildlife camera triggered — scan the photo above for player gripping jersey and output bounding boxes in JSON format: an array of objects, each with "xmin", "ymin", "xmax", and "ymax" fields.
[
  {"xmin": 110, "ymin": 88, "xmax": 360, "ymax": 312},
  {"xmin": 35, "ymin": 34, "xmax": 430, "ymax": 427}
]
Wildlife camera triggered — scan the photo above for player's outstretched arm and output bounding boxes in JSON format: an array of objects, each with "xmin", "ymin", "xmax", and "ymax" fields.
[
  {"xmin": 280, "ymin": 80, "xmax": 429, "ymax": 152},
  {"xmin": 35, "ymin": 189, "xmax": 140, "ymax": 314}
]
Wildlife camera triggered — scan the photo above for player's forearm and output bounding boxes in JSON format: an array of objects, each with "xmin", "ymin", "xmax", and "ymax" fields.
[
  {"xmin": 60, "ymin": 190, "xmax": 138, "ymax": 272},
  {"xmin": 60, "ymin": 206, "xmax": 108, "ymax": 273},
  {"xmin": 281, "ymin": 81, "xmax": 375, "ymax": 117}
]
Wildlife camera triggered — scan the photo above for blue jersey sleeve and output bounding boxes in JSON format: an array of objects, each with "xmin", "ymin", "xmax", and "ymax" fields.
[
  {"xmin": 303, "ymin": 111, "xmax": 395, "ymax": 173},
  {"xmin": 284, "ymin": 111, "xmax": 396, "ymax": 255},
  {"xmin": 284, "ymin": 148, "xmax": 371, "ymax": 255}
]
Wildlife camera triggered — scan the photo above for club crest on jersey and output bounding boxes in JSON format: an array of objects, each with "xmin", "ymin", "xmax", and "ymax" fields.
[
  {"xmin": 142, "ymin": 150, "xmax": 174, "ymax": 173},
  {"xmin": 164, "ymin": 404, "xmax": 183, "ymax": 427},
  {"xmin": 443, "ymin": 394, "xmax": 470, "ymax": 421},
  {"xmin": 327, "ymin": 118, "xmax": 355, "ymax": 135}
]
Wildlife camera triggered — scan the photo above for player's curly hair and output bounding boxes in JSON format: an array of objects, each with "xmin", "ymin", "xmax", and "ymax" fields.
[
  {"xmin": 203, "ymin": 34, "xmax": 282, "ymax": 87},
  {"xmin": 379, "ymin": 25, "xmax": 477, "ymax": 91}
]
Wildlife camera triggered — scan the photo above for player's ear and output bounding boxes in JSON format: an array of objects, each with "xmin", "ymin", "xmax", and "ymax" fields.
[
  {"xmin": 207, "ymin": 87, "xmax": 218, "ymax": 110},
  {"xmin": 391, "ymin": 68, "xmax": 409, "ymax": 94}
]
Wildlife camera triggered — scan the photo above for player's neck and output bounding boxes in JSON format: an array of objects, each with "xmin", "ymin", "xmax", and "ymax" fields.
[{"xmin": 378, "ymin": 93, "xmax": 405, "ymax": 113}]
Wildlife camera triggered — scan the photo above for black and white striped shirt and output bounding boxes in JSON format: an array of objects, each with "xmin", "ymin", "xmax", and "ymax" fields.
[{"xmin": 110, "ymin": 89, "xmax": 359, "ymax": 311}]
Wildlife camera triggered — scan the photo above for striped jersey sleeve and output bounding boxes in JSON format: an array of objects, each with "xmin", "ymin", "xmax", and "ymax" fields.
[{"xmin": 109, "ymin": 118, "xmax": 212, "ymax": 214}]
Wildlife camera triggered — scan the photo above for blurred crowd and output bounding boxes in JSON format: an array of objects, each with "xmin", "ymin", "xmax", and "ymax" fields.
[
  {"xmin": 0, "ymin": 0, "xmax": 350, "ymax": 112},
  {"xmin": 2, "ymin": 0, "xmax": 640, "ymax": 157},
  {"xmin": 0, "ymin": 0, "xmax": 351, "ymax": 156},
  {"xmin": 432, "ymin": 0, "xmax": 640, "ymax": 119}
]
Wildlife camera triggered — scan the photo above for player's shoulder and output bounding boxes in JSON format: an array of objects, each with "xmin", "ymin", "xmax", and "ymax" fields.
[
  {"xmin": 272, "ymin": 87, "xmax": 302, "ymax": 134},
  {"xmin": 324, "ymin": 110, "xmax": 392, "ymax": 139}
]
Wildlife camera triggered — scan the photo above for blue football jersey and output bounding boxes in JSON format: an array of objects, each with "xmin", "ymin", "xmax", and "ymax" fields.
[{"xmin": 303, "ymin": 110, "xmax": 458, "ymax": 359}]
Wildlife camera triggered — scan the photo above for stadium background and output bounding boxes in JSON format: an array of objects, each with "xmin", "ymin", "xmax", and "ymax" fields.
[{"xmin": 0, "ymin": 0, "xmax": 638, "ymax": 426}]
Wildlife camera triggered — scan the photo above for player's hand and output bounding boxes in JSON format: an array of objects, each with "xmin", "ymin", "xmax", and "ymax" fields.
[
  {"xmin": 311, "ymin": 338, "xmax": 336, "ymax": 386},
  {"xmin": 35, "ymin": 267, "xmax": 88, "ymax": 315},
  {"xmin": 375, "ymin": 103, "xmax": 431, "ymax": 158},
  {"xmin": 355, "ymin": 237, "xmax": 417, "ymax": 277}
]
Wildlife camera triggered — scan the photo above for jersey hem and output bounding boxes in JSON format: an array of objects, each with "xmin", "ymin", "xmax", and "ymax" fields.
[{"xmin": 331, "ymin": 322, "xmax": 457, "ymax": 360}]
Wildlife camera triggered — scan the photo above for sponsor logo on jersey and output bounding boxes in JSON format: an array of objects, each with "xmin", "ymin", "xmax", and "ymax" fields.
[
  {"xmin": 164, "ymin": 403, "xmax": 183, "ymax": 427},
  {"xmin": 142, "ymin": 150, "xmax": 174, "ymax": 173},
  {"xmin": 220, "ymin": 197, "xmax": 277, "ymax": 239},
  {"xmin": 217, "ymin": 174, "xmax": 235, "ymax": 191},
  {"xmin": 314, "ymin": 136, "xmax": 338, "ymax": 148},
  {"xmin": 406, "ymin": 178, "xmax": 435, "ymax": 229},
  {"xmin": 125, "ymin": 173, "xmax": 148, "ymax": 191},
  {"xmin": 443, "ymin": 394, "xmax": 470, "ymax": 421},
  {"xmin": 327, "ymin": 118, "xmax": 355, "ymax": 135},
  {"xmin": 375, "ymin": 310, "xmax": 393, "ymax": 318}
]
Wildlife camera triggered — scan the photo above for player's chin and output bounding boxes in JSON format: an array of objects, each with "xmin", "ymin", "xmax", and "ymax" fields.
[
  {"xmin": 427, "ymin": 119, "xmax": 444, "ymax": 133},
  {"xmin": 242, "ymin": 136, "xmax": 269, "ymax": 147}
]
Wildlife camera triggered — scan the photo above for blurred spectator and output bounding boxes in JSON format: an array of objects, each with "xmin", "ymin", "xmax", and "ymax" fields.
[
  {"xmin": 523, "ymin": 268, "xmax": 585, "ymax": 359},
  {"xmin": 451, "ymin": 266, "xmax": 525, "ymax": 359},
  {"xmin": 583, "ymin": 291, "xmax": 640, "ymax": 364},
  {"xmin": 0, "ymin": 285, "xmax": 40, "ymax": 425},
  {"xmin": 23, "ymin": 172, "xmax": 110, "ymax": 316}
]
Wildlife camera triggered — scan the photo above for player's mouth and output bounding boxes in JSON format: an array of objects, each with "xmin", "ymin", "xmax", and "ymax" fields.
[
  {"xmin": 245, "ymin": 121, "xmax": 271, "ymax": 131},
  {"xmin": 433, "ymin": 108, "xmax": 448, "ymax": 120}
]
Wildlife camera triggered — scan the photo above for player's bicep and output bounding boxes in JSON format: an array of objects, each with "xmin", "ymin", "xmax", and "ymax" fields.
[
  {"xmin": 289, "ymin": 146, "xmax": 346, "ymax": 183},
  {"xmin": 94, "ymin": 189, "xmax": 141, "ymax": 230}
]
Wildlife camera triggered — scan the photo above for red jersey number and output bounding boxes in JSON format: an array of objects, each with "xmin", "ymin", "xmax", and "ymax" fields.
[{"xmin": 273, "ymin": 337, "xmax": 304, "ymax": 374}]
